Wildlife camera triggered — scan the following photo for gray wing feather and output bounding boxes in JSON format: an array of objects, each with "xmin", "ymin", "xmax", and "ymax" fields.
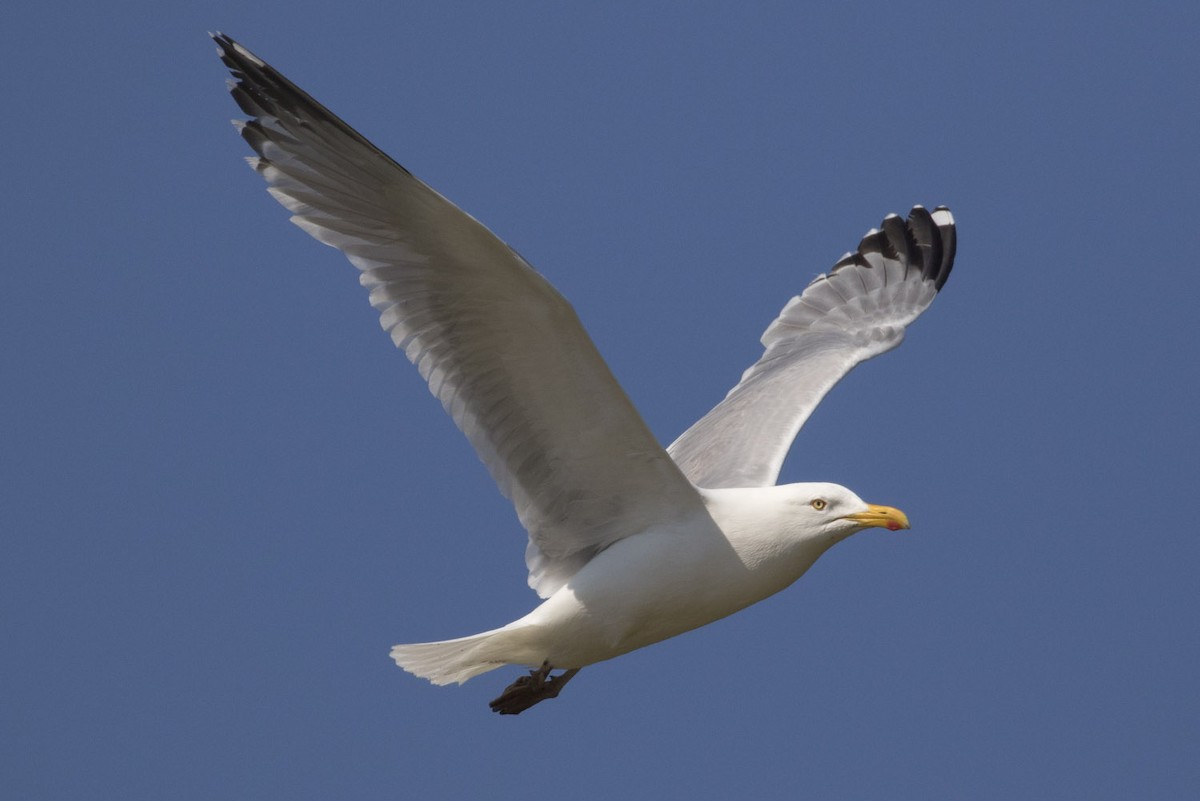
[
  {"xmin": 215, "ymin": 35, "xmax": 705, "ymax": 597},
  {"xmin": 668, "ymin": 206, "xmax": 955, "ymax": 488}
]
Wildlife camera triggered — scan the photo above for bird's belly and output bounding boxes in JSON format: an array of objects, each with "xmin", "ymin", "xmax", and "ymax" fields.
[{"xmin": 523, "ymin": 526, "xmax": 817, "ymax": 668}]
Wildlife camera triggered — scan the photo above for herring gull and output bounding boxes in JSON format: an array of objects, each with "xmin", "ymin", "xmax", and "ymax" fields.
[{"xmin": 214, "ymin": 34, "xmax": 957, "ymax": 714}]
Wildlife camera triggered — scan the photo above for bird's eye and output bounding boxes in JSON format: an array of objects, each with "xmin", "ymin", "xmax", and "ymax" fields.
[{"xmin": 811, "ymin": 499, "xmax": 827, "ymax": 511}]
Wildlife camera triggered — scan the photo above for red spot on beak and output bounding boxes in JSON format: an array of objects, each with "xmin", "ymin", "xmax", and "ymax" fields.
[{"xmin": 886, "ymin": 521, "xmax": 903, "ymax": 531}]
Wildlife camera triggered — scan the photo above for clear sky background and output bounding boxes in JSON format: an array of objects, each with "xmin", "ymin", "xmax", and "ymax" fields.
[{"xmin": 4, "ymin": 2, "xmax": 1198, "ymax": 799}]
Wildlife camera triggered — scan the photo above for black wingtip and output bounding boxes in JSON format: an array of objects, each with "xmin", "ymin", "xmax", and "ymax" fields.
[
  {"xmin": 881, "ymin": 213, "xmax": 918, "ymax": 269},
  {"xmin": 212, "ymin": 33, "xmax": 412, "ymax": 178},
  {"xmin": 905, "ymin": 206, "xmax": 943, "ymax": 288},
  {"xmin": 930, "ymin": 206, "xmax": 956, "ymax": 291},
  {"xmin": 833, "ymin": 204, "xmax": 957, "ymax": 292},
  {"xmin": 210, "ymin": 32, "xmax": 244, "ymax": 63}
]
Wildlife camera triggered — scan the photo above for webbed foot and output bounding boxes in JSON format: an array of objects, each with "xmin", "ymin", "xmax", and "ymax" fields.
[{"xmin": 489, "ymin": 661, "xmax": 580, "ymax": 715}]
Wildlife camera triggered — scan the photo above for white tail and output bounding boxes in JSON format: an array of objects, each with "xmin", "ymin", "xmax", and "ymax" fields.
[{"xmin": 391, "ymin": 626, "xmax": 525, "ymax": 686}]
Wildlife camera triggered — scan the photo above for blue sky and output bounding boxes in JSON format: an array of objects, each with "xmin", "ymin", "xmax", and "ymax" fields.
[{"xmin": 4, "ymin": 2, "xmax": 1198, "ymax": 798}]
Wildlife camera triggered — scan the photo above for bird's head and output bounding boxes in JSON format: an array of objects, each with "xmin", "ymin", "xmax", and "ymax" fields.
[
  {"xmin": 701, "ymin": 482, "xmax": 912, "ymax": 570},
  {"xmin": 782, "ymin": 482, "xmax": 910, "ymax": 544}
]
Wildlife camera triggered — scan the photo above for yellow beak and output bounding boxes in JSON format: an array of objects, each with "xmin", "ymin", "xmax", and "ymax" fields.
[{"xmin": 842, "ymin": 504, "xmax": 910, "ymax": 532}]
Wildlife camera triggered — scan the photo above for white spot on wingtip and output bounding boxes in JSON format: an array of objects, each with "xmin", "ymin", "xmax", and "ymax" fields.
[{"xmin": 231, "ymin": 41, "xmax": 266, "ymax": 67}]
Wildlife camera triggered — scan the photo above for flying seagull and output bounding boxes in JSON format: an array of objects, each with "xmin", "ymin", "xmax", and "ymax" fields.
[{"xmin": 214, "ymin": 33, "xmax": 956, "ymax": 714}]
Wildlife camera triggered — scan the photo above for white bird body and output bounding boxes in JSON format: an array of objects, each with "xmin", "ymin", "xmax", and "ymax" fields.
[
  {"xmin": 392, "ymin": 483, "xmax": 889, "ymax": 684},
  {"xmin": 214, "ymin": 33, "xmax": 955, "ymax": 712},
  {"xmin": 527, "ymin": 485, "xmax": 854, "ymax": 663}
]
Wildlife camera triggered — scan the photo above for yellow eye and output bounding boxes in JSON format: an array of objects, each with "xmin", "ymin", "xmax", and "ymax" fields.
[{"xmin": 811, "ymin": 499, "xmax": 827, "ymax": 511}]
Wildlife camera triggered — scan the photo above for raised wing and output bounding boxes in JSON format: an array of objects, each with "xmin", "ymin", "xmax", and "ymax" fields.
[
  {"xmin": 668, "ymin": 206, "xmax": 956, "ymax": 488},
  {"xmin": 214, "ymin": 34, "xmax": 706, "ymax": 597}
]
